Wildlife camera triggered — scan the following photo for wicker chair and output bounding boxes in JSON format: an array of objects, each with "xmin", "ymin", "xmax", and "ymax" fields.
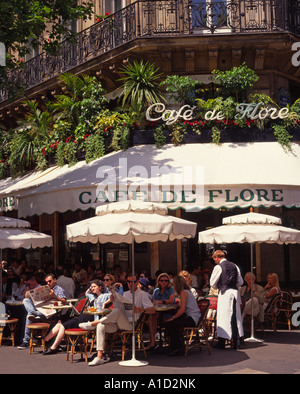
[
  {"xmin": 109, "ymin": 312, "xmax": 148, "ymax": 361},
  {"xmin": 183, "ymin": 298, "xmax": 211, "ymax": 356},
  {"xmin": 65, "ymin": 328, "xmax": 90, "ymax": 363},
  {"xmin": 204, "ymin": 295, "xmax": 218, "ymax": 344},
  {"xmin": 264, "ymin": 293, "xmax": 283, "ymax": 334},
  {"xmin": 264, "ymin": 291, "xmax": 294, "ymax": 333}
]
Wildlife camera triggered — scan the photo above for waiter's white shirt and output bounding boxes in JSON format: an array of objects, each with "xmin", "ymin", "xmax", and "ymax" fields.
[
  {"xmin": 210, "ymin": 258, "xmax": 244, "ymax": 290},
  {"xmin": 210, "ymin": 259, "xmax": 244, "ymax": 340}
]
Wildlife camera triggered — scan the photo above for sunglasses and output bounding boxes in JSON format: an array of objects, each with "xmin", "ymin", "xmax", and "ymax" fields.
[
  {"xmin": 104, "ymin": 278, "xmax": 111, "ymax": 282},
  {"xmin": 159, "ymin": 279, "xmax": 169, "ymax": 282},
  {"xmin": 127, "ymin": 280, "xmax": 137, "ymax": 284}
]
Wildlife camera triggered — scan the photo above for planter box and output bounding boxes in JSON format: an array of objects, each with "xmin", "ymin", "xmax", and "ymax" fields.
[{"xmin": 132, "ymin": 126, "xmax": 300, "ymax": 145}]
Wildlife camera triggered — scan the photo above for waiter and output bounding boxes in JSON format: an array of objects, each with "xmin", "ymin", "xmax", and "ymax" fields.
[{"xmin": 210, "ymin": 250, "xmax": 244, "ymax": 350}]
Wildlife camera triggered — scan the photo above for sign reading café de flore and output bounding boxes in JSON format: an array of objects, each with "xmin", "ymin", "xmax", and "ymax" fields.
[{"xmin": 0, "ymin": 101, "xmax": 298, "ymax": 214}]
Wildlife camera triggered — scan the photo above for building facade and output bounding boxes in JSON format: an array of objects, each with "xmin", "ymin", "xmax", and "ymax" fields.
[{"xmin": 0, "ymin": 0, "xmax": 299, "ymax": 286}]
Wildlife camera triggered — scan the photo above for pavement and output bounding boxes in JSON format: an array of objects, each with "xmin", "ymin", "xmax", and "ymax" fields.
[{"xmin": 1, "ymin": 329, "xmax": 300, "ymax": 378}]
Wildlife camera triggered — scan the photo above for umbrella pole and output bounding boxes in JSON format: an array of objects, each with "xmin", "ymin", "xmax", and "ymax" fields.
[
  {"xmin": 245, "ymin": 244, "xmax": 263, "ymax": 343},
  {"xmin": 119, "ymin": 241, "xmax": 148, "ymax": 367}
]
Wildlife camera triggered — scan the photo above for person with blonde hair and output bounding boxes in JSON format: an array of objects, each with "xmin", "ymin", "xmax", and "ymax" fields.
[
  {"xmin": 145, "ymin": 272, "xmax": 175, "ymax": 351},
  {"xmin": 164, "ymin": 276, "xmax": 201, "ymax": 357},
  {"xmin": 264, "ymin": 273, "xmax": 280, "ymax": 309},
  {"xmin": 178, "ymin": 270, "xmax": 198, "ymax": 299}
]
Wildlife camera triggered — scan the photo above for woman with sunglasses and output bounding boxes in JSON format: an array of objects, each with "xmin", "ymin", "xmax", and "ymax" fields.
[
  {"xmin": 101, "ymin": 273, "xmax": 124, "ymax": 309},
  {"xmin": 146, "ymin": 273, "xmax": 175, "ymax": 351}
]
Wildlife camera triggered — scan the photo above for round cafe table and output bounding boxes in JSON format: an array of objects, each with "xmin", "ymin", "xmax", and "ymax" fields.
[
  {"xmin": 43, "ymin": 304, "xmax": 73, "ymax": 311},
  {"xmin": 155, "ymin": 305, "xmax": 176, "ymax": 349},
  {"xmin": 66, "ymin": 299, "xmax": 79, "ymax": 304},
  {"xmin": 42, "ymin": 304, "xmax": 73, "ymax": 320},
  {"xmin": 85, "ymin": 308, "xmax": 112, "ymax": 317}
]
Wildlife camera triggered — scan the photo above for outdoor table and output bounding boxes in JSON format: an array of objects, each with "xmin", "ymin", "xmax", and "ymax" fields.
[
  {"xmin": 5, "ymin": 301, "xmax": 23, "ymax": 307},
  {"xmin": 43, "ymin": 304, "xmax": 73, "ymax": 311},
  {"xmin": 84, "ymin": 308, "xmax": 112, "ymax": 317},
  {"xmin": 66, "ymin": 299, "xmax": 79, "ymax": 304},
  {"xmin": 155, "ymin": 305, "xmax": 176, "ymax": 349},
  {"xmin": 43, "ymin": 304, "xmax": 73, "ymax": 321}
]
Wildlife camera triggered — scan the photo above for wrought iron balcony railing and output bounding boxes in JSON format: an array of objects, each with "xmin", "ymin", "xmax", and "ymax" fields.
[{"xmin": 1, "ymin": 0, "xmax": 299, "ymax": 104}]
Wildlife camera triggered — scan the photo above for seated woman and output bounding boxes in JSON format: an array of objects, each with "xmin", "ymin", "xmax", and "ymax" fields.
[
  {"xmin": 164, "ymin": 276, "xmax": 201, "ymax": 357},
  {"xmin": 103, "ymin": 273, "xmax": 124, "ymax": 300},
  {"xmin": 146, "ymin": 272, "xmax": 175, "ymax": 351},
  {"xmin": 43, "ymin": 279, "xmax": 109, "ymax": 355},
  {"xmin": 263, "ymin": 273, "xmax": 281, "ymax": 310},
  {"xmin": 78, "ymin": 274, "xmax": 125, "ymax": 330},
  {"xmin": 178, "ymin": 270, "xmax": 199, "ymax": 299}
]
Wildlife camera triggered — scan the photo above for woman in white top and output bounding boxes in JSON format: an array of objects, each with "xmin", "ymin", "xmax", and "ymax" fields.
[{"xmin": 164, "ymin": 276, "xmax": 201, "ymax": 357}]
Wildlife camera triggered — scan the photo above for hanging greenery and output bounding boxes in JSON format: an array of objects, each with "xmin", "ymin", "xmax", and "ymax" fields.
[{"xmin": 2, "ymin": 63, "xmax": 299, "ymax": 179}]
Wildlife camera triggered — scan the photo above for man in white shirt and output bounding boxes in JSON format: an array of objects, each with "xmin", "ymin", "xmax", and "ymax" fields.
[
  {"xmin": 210, "ymin": 250, "xmax": 244, "ymax": 350},
  {"xmin": 82, "ymin": 273, "xmax": 155, "ymax": 366},
  {"xmin": 56, "ymin": 266, "xmax": 75, "ymax": 299}
]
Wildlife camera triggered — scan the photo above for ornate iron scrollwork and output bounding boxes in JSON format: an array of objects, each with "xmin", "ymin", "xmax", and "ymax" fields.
[{"xmin": 0, "ymin": 0, "xmax": 298, "ymax": 104}]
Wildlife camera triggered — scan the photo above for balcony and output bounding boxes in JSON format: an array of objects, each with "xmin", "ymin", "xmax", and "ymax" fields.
[{"xmin": 1, "ymin": 0, "xmax": 299, "ymax": 105}]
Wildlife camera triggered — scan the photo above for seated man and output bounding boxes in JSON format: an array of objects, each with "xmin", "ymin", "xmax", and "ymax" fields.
[
  {"xmin": 18, "ymin": 272, "xmax": 67, "ymax": 349},
  {"xmin": 80, "ymin": 273, "xmax": 155, "ymax": 366},
  {"xmin": 240, "ymin": 272, "xmax": 265, "ymax": 324}
]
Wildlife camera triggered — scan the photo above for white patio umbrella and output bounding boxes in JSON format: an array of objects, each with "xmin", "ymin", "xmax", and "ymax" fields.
[
  {"xmin": 198, "ymin": 210, "xmax": 300, "ymax": 342},
  {"xmin": 0, "ymin": 216, "xmax": 53, "ymax": 301},
  {"xmin": 66, "ymin": 199, "xmax": 197, "ymax": 367}
]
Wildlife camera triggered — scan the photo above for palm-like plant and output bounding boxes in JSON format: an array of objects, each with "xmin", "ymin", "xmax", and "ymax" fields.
[
  {"xmin": 119, "ymin": 60, "xmax": 165, "ymax": 111},
  {"xmin": 49, "ymin": 73, "xmax": 95, "ymax": 128},
  {"xmin": 9, "ymin": 100, "xmax": 52, "ymax": 175}
]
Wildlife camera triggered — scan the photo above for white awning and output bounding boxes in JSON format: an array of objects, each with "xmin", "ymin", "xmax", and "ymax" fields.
[
  {"xmin": 0, "ymin": 163, "xmax": 85, "ymax": 212},
  {"xmin": 13, "ymin": 141, "xmax": 299, "ymax": 217}
]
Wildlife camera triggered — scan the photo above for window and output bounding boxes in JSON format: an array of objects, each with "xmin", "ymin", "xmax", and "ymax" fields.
[
  {"xmin": 104, "ymin": 0, "xmax": 124, "ymax": 13},
  {"xmin": 191, "ymin": 0, "xmax": 228, "ymax": 33}
]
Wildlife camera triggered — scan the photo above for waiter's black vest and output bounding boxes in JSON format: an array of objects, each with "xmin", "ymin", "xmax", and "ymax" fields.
[{"xmin": 217, "ymin": 260, "xmax": 238, "ymax": 294}]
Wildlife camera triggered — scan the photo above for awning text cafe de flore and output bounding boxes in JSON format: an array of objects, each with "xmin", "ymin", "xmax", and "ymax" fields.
[{"xmin": 0, "ymin": 141, "xmax": 298, "ymax": 218}]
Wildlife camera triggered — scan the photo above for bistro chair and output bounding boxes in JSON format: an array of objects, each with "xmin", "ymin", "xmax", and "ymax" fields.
[
  {"xmin": 265, "ymin": 291, "xmax": 293, "ymax": 333},
  {"xmin": 65, "ymin": 328, "xmax": 90, "ymax": 363},
  {"xmin": 204, "ymin": 295, "xmax": 218, "ymax": 344},
  {"xmin": 27, "ymin": 322, "xmax": 50, "ymax": 354},
  {"xmin": 277, "ymin": 291, "xmax": 293, "ymax": 331},
  {"xmin": 69, "ymin": 296, "xmax": 89, "ymax": 318},
  {"xmin": 109, "ymin": 312, "xmax": 148, "ymax": 361},
  {"xmin": 264, "ymin": 293, "xmax": 282, "ymax": 334},
  {"xmin": 0, "ymin": 318, "xmax": 18, "ymax": 346},
  {"xmin": 183, "ymin": 298, "xmax": 211, "ymax": 356}
]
